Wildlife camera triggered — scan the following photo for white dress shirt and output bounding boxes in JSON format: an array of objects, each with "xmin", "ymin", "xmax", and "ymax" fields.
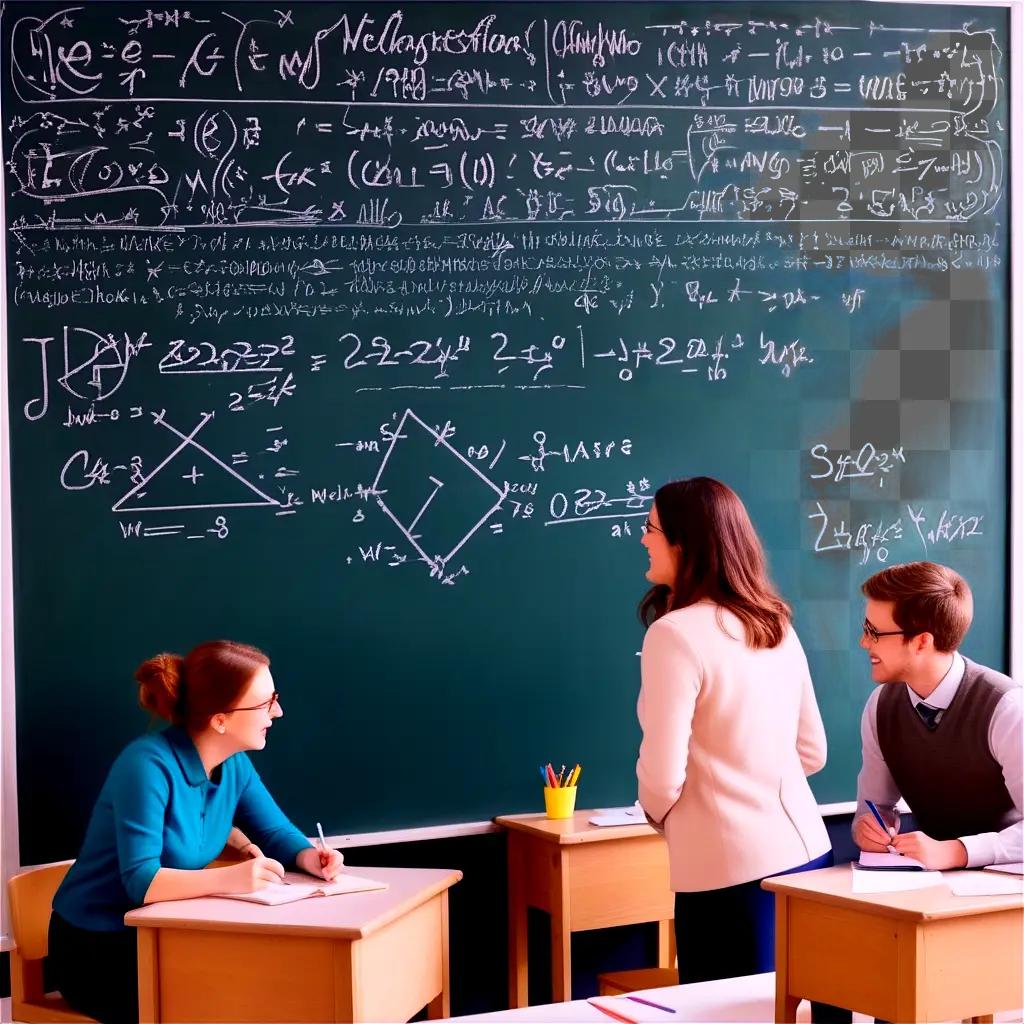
[{"xmin": 855, "ymin": 651, "xmax": 1023, "ymax": 865}]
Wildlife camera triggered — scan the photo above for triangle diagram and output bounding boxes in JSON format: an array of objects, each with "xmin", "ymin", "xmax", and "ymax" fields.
[{"xmin": 112, "ymin": 422, "xmax": 278, "ymax": 514}]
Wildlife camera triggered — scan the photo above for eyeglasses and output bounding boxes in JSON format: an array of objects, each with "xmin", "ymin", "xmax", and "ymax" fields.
[
  {"xmin": 861, "ymin": 620, "xmax": 907, "ymax": 644},
  {"xmin": 225, "ymin": 691, "xmax": 279, "ymax": 714},
  {"xmin": 642, "ymin": 518, "xmax": 664, "ymax": 535}
]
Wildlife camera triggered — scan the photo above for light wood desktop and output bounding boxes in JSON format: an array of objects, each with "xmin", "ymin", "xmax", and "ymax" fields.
[
  {"xmin": 124, "ymin": 865, "xmax": 462, "ymax": 1023},
  {"xmin": 494, "ymin": 811, "xmax": 673, "ymax": 1006},
  {"xmin": 763, "ymin": 865, "xmax": 1024, "ymax": 1023}
]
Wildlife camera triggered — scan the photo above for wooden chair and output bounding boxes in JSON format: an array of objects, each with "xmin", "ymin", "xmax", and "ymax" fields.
[
  {"xmin": 8, "ymin": 860, "xmax": 95, "ymax": 1023},
  {"xmin": 596, "ymin": 967, "xmax": 679, "ymax": 997}
]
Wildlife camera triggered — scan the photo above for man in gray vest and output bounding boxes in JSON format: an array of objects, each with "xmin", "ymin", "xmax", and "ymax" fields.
[{"xmin": 853, "ymin": 561, "xmax": 1022, "ymax": 869}]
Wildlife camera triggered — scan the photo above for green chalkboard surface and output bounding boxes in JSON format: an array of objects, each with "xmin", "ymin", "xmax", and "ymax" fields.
[{"xmin": 2, "ymin": 1, "xmax": 1010, "ymax": 864}]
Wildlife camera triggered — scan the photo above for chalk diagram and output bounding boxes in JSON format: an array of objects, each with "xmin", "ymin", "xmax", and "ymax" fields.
[
  {"xmin": 112, "ymin": 411, "xmax": 280, "ymax": 513},
  {"xmin": 371, "ymin": 409, "xmax": 506, "ymax": 575}
]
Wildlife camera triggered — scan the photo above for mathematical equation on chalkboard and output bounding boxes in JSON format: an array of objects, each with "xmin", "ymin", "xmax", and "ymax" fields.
[
  {"xmin": 3, "ymin": 4, "xmax": 1002, "ymax": 585},
  {"xmin": 5, "ymin": 6, "xmax": 1004, "ymax": 231}
]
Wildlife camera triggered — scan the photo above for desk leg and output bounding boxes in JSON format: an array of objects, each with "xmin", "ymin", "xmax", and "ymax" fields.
[
  {"xmin": 136, "ymin": 928, "xmax": 160, "ymax": 1024},
  {"xmin": 657, "ymin": 919, "xmax": 676, "ymax": 971},
  {"xmin": 550, "ymin": 850, "xmax": 572, "ymax": 1003},
  {"xmin": 894, "ymin": 922, "xmax": 923, "ymax": 1024},
  {"xmin": 427, "ymin": 892, "xmax": 451, "ymax": 1020},
  {"xmin": 508, "ymin": 834, "xmax": 529, "ymax": 1008},
  {"xmin": 773, "ymin": 895, "xmax": 799, "ymax": 1024}
]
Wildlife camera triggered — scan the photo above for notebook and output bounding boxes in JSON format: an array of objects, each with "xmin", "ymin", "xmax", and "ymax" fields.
[
  {"xmin": 857, "ymin": 850, "xmax": 926, "ymax": 871},
  {"xmin": 216, "ymin": 871, "xmax": 388, "ymax": 905},
  {"xmin": 850, "ymin": 864, "xmax": 941, "ymax": 894}
]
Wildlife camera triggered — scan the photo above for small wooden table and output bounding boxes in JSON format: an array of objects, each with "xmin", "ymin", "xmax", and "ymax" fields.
[
  {"xmin": 763, "ymin": 865, "xmax": 1024, "ymax": 1023},
  {"xmin": 125, "ymin": 866, "xmax": 462, "ymax": 1023},
  {"xmin": 494, "ymin": 810, "xmax": 673, "ymax": 1006}
]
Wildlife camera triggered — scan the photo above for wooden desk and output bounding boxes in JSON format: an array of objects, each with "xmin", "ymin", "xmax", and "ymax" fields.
[
  {"xmin": 125, "ymin": 866, "xmax": 462, "ymax": 1023},
  {"xmin": 494, "ymin": 811, "xmax": 673, "ymax": 1006},
  {"xmin": 763, "ymin": 865, "xmax": 1024, "ymax": 1023}
]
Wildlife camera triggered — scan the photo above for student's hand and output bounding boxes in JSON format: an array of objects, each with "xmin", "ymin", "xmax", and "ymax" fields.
[
  {"xmin": 220, "ymin": 856, "xmax": 286, "ymax": 893},
  {"xmin": 853, "ymin": 813, "xmax": 896, "ymax": 852},
  {"xmin": 239, "ymin": 842, "xmax": 263, "ymax": 859},
  {"xmin": 891, "ymin": 832, "xmax": 968, "ymax": 870},
  {"xmin": 297, "ymin": 845, "xmax": 345, "ymax": 881}
]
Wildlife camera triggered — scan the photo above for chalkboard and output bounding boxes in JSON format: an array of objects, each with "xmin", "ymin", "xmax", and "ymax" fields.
[{"xmin": 2, "ymin": 1, "xmax": 1009, "ymax": 865}]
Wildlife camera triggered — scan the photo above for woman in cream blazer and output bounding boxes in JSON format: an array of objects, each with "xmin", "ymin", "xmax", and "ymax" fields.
[{"xmin": 636, "ymin": 476, "xmax": 833, "ymax": 986}]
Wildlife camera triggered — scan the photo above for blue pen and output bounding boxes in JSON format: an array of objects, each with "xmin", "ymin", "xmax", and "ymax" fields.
[
  {"xmin": 539, "ymin": 766, "xmax": 548, "ymax": 784},
  {"xmin": 865, "ymin": 799, "xmax": 897, "ymax": 852}
]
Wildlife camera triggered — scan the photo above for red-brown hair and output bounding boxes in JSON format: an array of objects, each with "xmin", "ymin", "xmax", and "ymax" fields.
[
  {"xmin": 639, "ymin": 477, "xmax": 791, "ymax": 649},
  {"xmin": 861, "ymin": 562, "xmax": 973, "ymax": 653},
  {"xmin": 135, "ymin": 640, "xmax": 269, "ymax": 731}
]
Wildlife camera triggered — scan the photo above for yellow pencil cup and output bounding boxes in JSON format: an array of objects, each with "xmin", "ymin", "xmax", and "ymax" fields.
[{"xmin": 544, "ymin": 785, "xmax": 578, "ymax": 819}]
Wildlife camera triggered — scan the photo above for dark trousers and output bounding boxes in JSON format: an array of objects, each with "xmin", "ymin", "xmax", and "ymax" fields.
[
  {"xmin": 48, "ymin": 911, "xmax": 139, "ymax": 1024},
  {"xmin": 674, "ymin": 850, "xmax": 852, "ymax": 1024}
]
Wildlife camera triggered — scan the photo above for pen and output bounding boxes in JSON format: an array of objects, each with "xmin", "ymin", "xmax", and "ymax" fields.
[
  {"xmin": 316, "ymin": 821, "xmax": 330, "ymax": 866},
  {"xmin": 546, "ymin": 763, "xmax": 558, "ymax": 788},
  {"xmin": 557, "ymin": 764, "xmax": 566, "ymax": 787},
  {"xmin": 570, "ymin": 764, "xmax": 582, "ymax": 787},
  {"xmin": 627, "ymin": 995, "xmax": 676, "ymax": 1014},
  {"xmin": 539, "ymin": 766, "xmax": 549, "ymax": 784},
  {"xmin": 864, "ymin": 800, "xmax": 897, "ymax": 853}
]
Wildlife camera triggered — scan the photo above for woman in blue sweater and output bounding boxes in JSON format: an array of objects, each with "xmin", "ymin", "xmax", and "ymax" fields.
[{"xmin": 49, "ymin": 640, "xmax": 345, "ymax": 1024}]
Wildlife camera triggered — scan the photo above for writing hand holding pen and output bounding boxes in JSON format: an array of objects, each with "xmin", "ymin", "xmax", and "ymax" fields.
[
  {"xmin": 854, "ymin": 800, "xmax": 900, "ymax": 853},
  {"xmin": 296, "ymin": 823, "xmax": 345, "ymax": 881}
]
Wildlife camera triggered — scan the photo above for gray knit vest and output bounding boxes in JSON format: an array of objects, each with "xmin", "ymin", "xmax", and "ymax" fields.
[{"xmin": 877, "ymin": 657, "xmax": 1016, "ymax": 841}]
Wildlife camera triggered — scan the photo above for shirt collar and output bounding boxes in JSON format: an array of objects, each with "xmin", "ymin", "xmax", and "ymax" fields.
[
  {"xmin": 905, "ymin": 650, "xmax": 965, "ymax": 710},
  {"xmin": 164, "ymin": 725, "xmax": 209, "ymax": 787}
]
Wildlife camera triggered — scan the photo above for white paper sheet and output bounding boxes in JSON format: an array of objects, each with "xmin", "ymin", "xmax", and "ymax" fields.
[
  {"xmin": 945, "ymin": 871, "xmax": 1024, "ymax": 897},
  {"xmin": 984, "ymin": 862, "xmax": 1024, "ymax": 876}
]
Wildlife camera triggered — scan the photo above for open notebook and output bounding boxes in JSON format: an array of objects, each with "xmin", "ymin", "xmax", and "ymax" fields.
[
  {"xmin": 857, "ymin": 850, "xmax": 926, "ymax": 871},
  {"xmin": 217, "ymin": 871, "xmax": 388, "ymax": 906}
]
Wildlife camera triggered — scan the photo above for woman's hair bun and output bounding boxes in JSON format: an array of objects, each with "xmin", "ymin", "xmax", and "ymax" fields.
[{"xmin": 135, "ymin": 653, "xmax": 185, "ymax": 722}]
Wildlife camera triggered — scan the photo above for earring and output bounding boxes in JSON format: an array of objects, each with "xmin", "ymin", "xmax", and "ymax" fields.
[{"xmin": 217, "ymin": 726, "xmax": 226, "ymax": 734}]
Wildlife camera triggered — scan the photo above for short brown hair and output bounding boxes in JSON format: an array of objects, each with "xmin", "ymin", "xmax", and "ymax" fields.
[
  {"xmin": 135, "ymin": 640, "xmax": 270, "ymax": 731},
  {"xmin": 861, "ymin": 562, "xmax": 973, "ymax": 653}
]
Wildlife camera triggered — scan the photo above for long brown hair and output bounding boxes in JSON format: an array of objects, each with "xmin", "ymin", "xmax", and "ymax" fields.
[
  {"xmin": 135, "ymin": 640, "xmax": 270, "ymax": 732},
  {"xmin": 638, "ymin": 477, "xmax": 791, "ymax": 649}
]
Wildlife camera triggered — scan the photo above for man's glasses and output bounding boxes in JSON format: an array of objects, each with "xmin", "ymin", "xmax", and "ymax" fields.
[
  {"xmin": 226, "ymin": 691, "xmax": 280, "ymax": 714},
  {"xmin": 861, "ymin": 620, "xmax": 906, "ymax": 645}
]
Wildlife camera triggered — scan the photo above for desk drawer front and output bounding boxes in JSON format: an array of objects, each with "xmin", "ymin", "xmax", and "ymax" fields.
[
  {"xmin": 157, "ymin": 929, "xmax": 336, "ymax": 1022},
  {"xmin": 568, "ymin": 839, "xmax": 672, "ymax": 931}
]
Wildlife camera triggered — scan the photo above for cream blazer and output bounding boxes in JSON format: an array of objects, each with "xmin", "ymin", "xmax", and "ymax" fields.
[{"xmin": 637, "ymin": 601, "xmax": 831, "ymax": 891}]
